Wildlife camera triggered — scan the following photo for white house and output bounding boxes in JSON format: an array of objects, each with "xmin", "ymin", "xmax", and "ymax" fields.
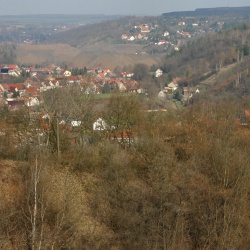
[
  {"xmin": 163, "ymin": 31, "xmax": 170, "ymax": 37},
  {"xmin": 93, "ymin": 118, "xmax": 107, "ymax": 131},
  {"xmin": 118, "ymin": 82, "xmax": 127, "ymax": 92},
  {"xmin": 26, "ymin": 97, "xmax": 40, "ymax": 107},
  {"xmin": 71, "ymin": 121, "xmax": 82, "ymax": 127},
  {"xmin": 158, "ymin": 40, "xmax": 166, "ymax": 45},
  {"xmin": 128, "ymin": 36, "xmax": 135, "ymax": 41},
  {"xmin": 121, "ymin": 34, "xmax": 128, "ymax": 40},
  {"xmin": 155, "ymin": 69, "xmax": 163, "ymax": 78},
  {"xmin": 8, "ymin": 71, "xmax": 19, "ymax": 77},
  {"xmin": 63, "ymin": 70, "xmax": 72, "ymax": 77}
]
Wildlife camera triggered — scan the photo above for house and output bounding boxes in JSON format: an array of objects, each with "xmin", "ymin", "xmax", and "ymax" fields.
[
  {"xmin": 103, "ymin": 68, "xmax": 111, "ymax": 75},
  {"xmin": 26, "ymin": 97, "xmax": 40, "ymax": 107},
  {"xmin": 1, "ymin": 84, "xmax": 25, "ymax": 95},
  {"xmin": 137, "ymin": 33, "xmax": 143, "ymax": 40},
  {"xmin": 8, "ymin": 70, "xmax": 20, "ymax": 77},
  {"xmin": 93, "ymin": 118, "xmax": 106, "ymax": 131},
  {"xmin": 0, "ymin": 84, "xmax": 5, "ymax": 97},
  {"xmin": 117, "ymin": 82, "xmax": 127, "ymax": 92},
  {"xmin": 155, "ymin": 69, "xmax": 163, "ymax": 78},
  {"xmin": 121, "ymin": 71, "xmax": 134, "ymax": 78},
  {"xmin": 8, "ymin": 64, "xmax": 19, "ymax": 71},
  {"xmin": 183, "ymin": 87, "xmax": 199, "ymax": 100},
  {"xmin": 121, "ymin": 34, "xmax": 128, "ymax": 40},
  {"xmin": 71, "ymin": 120, "xmax": 82, "ymax": 127},
  {"xmin": 178, "ymin": 21, "xmax": 186, "ymax": 26},
  {"xmin": 128, "ymin": 36, "xmax": 135, "ymax": 41},
  {"xmin": 7, "ymin": 98, "xmax": 25, "ymax": 110},
  {"xmin": 67, "ymin": 75, "xmax": 78, "ymax": 83},
  {"xmin": 39, "ymin": 80, "xmax": 60, "ymax": 92},
  {"xmin": 181, "ymin": 31, "xmax": 191, "ymax": 38},
  {"xmin": 168, "ymin": 82, "xmax": 178, "ymax": 91},
  {"xmin": 62, "ymin": 70, "xmax": 72, "ymax": 77},
  {"xmin": 129, "ymin": 86, "xmax": 138, "ymax": 93},
  {"xmin": 97, "ymin": 73, "xmax": 105, "ymax": 79},
  {"xmin": 25, "ymin": 87, "xmax": 40, "ymax": 97},
  {"xmin": 163, "ymin": 31, "xmax": 170, "ymax": 36},
  {"xmin": 83, "ymin": 82, "xmax": 98, "ymax": 94},
  {"xmin": 158, "ymin": 90, "xmax": 166, "ymax": 99},
  {"xmin": 141, "ymin": 27, "xmax": 150, "ymax": 33},
  {"xmin": 158, "ymin": 39, "xmax": 166, "ymax": 45},
  {"xmin": 55, "ymin": 67, "xmax": 62, "ymax": 74}
]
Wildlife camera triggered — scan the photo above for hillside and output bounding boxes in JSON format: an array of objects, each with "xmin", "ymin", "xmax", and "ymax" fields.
[
  {"xmin": 16, "ymin": 44, "xmax": 81, "ymax": 65},
  {"xmin": 46, "ymin": 16, "xmax": 150, "ymax": 47},
  {"xmin": 16, "ymin": 43, "xmax": 161, "ymax": 69},
  {"xmin": 163, "ymin": 6, "xmax": 250, "ymax": 18},
  {"xmin": 159, "ymin": 22, "xmax": 250, "ymax": 98}
]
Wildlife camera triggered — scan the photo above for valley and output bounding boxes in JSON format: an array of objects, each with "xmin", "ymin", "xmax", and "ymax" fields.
[{"xmin": 0, "ymin": 6, "xmax": 250, "ymax": 250}]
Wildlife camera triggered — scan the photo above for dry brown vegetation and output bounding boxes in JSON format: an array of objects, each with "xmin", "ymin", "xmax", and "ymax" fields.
[
  {"xmin": 0, "ymin": 94, "xmax": 249, "ymax": 249},
  {"xmin": 17, "ymin": 43, "xmax": 161, "ymax": 69}
]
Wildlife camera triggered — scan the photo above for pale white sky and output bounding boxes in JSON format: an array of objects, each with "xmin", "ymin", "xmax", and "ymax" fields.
[{"xmin": 0, "ymin": 0, "xmax": 249, "ymax": 15}]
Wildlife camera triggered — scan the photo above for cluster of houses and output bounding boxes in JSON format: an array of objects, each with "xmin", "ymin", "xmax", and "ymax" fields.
[
  {"xmin": 0, "ymin": 62, "xmax": 203, "ymax": 113},
  {"xmin": 0, "ymin": 64, "xmax": 22, "ymax": 77},
  {"xmin": 176, "ymin": 30, "xmax": 191, "ymax": 38},
  {"xmin": 120, "ymin": 20, "xmax": 194, "ymax": 47},
  {"xmin": 0, "ymin": 63, "xmax": 154, "ymax": 111},
  {"xmin": 118, "ymin": 17, "xmax": 223, "ymax": 52},
  {"xmin": 121, "ymin": 23, "xmax": 151, "ymax": 42},
  {"xmin": 158, "ymin": 77, "xmax": 200, "ymax": 101},
  {"xmin": 0, "ymin": 61, "xmax": 204, "ymax": 114}
]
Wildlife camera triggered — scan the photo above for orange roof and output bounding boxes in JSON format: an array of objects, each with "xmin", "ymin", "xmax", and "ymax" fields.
[
  {"xmin": 8, "ymin": 64, "xmax": 19, "ymax": 70},
  {"xmin": 25, "ymin": 87, "xmax": 40, "ymax": 96},
  {"xmin": 98, "ymin": 73, "xmax": 105, "ymax": 79},
  {"xmin": 1, "ymin": 83, "xmax": 24, "ymax": 91},
  {"xmin": 68, "ymin": 76, "xmax": 78, "ymax": 81}
]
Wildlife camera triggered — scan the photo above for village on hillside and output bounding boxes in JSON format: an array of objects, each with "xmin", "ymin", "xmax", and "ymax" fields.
[
  {"xmin": 0, "ymin": 62, "xmax": 203, "ymax": 146},
  {"xmin": 117, "ymin": 15, "xmax": 234, "ymax": 52},
  {"xmin": 0, "ymin": 63, "xmax": 200, "ymax": 110}
]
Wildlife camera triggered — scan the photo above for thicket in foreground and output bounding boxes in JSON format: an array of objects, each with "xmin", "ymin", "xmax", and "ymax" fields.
[{"xmin": 0, "ymin": 97, "xmax": 249, "ymax": 249}]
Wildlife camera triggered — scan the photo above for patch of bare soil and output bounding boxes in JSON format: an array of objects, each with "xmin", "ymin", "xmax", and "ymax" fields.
[
  {"xmin": 17, "ymin": 43, "xmax": 162, "ymax": 69},
  {"xmin": 16, "ymin": 44, "xmax": 81, "ymax": 66}
]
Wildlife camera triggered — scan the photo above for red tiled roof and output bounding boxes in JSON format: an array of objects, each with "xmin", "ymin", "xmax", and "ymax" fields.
[
  {"xmin": 8, "ymin": 64, "xmax": 19, "ymax": 70},
  {"xmin": 25, "ymin": 87, "xmax": 40, "ymax": 96},
  {"xmin": 98, "ymin": 73, "xmax": 105, "ymax": 79},
  {"xmin": 68, "ymin": 76, "xmax": 78, "ymax": 81},
  {"xmin": 1, "ymin": 83, "xmax": 25, "ymax": 92}
]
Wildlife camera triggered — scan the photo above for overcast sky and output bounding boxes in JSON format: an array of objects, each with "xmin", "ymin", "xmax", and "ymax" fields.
[{"xmin": 0, "ymin": 0, "xmax": 249, "ymax": 15}]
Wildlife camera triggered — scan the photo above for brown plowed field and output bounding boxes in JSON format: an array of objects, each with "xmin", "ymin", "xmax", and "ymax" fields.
[{"xmin": 17, "ymin": 43, "xmax": 162, "ymax": 69}]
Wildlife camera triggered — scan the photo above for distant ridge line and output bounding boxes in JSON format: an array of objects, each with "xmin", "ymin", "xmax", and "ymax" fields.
[{"xmin": 162, "ymin": 6, "xmax": 250, "ymax": 17}]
